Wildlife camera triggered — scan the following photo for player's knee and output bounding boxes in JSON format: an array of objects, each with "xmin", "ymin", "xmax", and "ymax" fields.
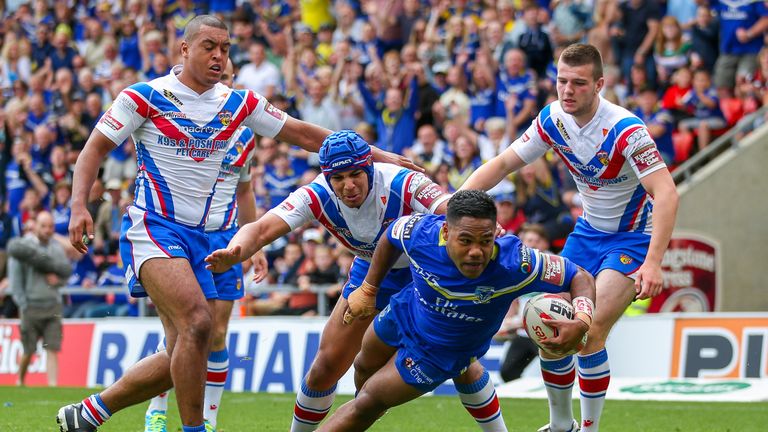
[
  {"xmin": 306, "ymin": 352, "xmax": 346, "ymax": 390},
  {"xmin": 350, "ymin": 389, "xmax": 388, "ymax": 420},
  {"xmin": 182, "ymin": 306, "xmax": 213, "ymax": 346},
  {"xmin": 210, "ymin": 325, "xmax": 228, "ymax": 350}
]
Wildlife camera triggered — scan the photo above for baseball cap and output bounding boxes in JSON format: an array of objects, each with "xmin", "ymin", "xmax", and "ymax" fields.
[
  {"xmin": 302, "ymin": 229, "xmax": 324, "ymax": 244},
  {"xmin": 432, "ymin": 62, "xmax": 450, "ymax": 75}
]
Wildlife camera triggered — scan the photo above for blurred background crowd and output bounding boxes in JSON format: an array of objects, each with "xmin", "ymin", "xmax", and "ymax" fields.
[{"xmin": 0, "ymin": 0, "xmax": 766, "ymax": 319}]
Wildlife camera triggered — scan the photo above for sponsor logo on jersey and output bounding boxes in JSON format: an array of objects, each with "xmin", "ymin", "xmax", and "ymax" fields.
[
  {"xmin": 402, "ymin": 214, "xmax": 424, "ymax": 239},
  {"xmin": 218, "ymin": 110, "xmax": 232, "ymax": 126},
  {"xmin": 279, "ymin": 202, "xmax": 295, "ymax": 211},
  {"xmin": 522, "ymin": 132, "xmax": 530, "ymax": 142},
  {"xmin": 540, "ymin": 254, "xmax": 566, "ymax": 286},
  {"xmin": 99, "ymin": 109, "xmax": 124, "ymax": 131},
  {"xmin": 473, "ymin": 286, "xmax": 495, "ymax": 304},
  {"xmin": 264, "ymin": 103, "xmax": 284, "ymax": 120},
  {"xmin": 632, "ymin": 145, "xmax": 663, "ymax": 172},
  {"xmin": 162, "ymin": 89, "xmax": 183, "ymax": 106},
  {"xmin": 597, "ymin": 150, "xmax": 610, "ymax": 166},
  {"xmin": 555, "ymin": 117, "xmax": 571, "ymax": 140},
  {"xmin": 573, "ymin": 173, "xmax": 629, "ymax": 187},
  {"xmin": 415, "ymin": 183, "xmax": 443, "ymax": 207},
  {"xmin": 626, "ymin": 127, "xmax": 650, "ymax": 146},
  {"xmin": 620, "ymin": 254, "xmax": 633, "ymax": 265},
  {"xmin": 404, "ymin": 357, "xmax": 415, "ymax": 369},
  {"xmin": 390, "ymin": 217, "xmax": 407, "ymax": 238},
  {"xmin": 159, "ymin": 111, "xmax": 188, "ymax": 119},
  {"xmin": 519, "ymin": 246, "xmax": 533, "ymax": 273},
  {"xmin": 573, "ymin": 161, "xmax": 602, "ymax": 173},
  {"xmin": 553, "ymin": 143, "xmax": 573, "ymax": 154},
  {"xmin": 167, "ymin": 245, "xmax": 182, "ymax": 251}
]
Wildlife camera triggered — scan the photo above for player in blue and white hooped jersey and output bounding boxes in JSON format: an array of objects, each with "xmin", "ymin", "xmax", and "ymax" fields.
[
  {"xmin": 141, "ymin": 59, "xmax": 262, "ymax": 432},
  {"xmin": 462, "ymin": 44, "xmax": 679, "ymax": 432},
  {"xmin": 320, "ymin": 190, "xmax": 595, "ymax": 432},
  {"xmin": 206, "ymin": 131, "xmax": 509, "ymax": 432},
  {"xmin": 57, "ymin": 15, "xmax": 340, "ymax": 432}
]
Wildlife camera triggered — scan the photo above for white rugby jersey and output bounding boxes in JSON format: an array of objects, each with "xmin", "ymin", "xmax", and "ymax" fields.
[
  {"xmin": 96, "ymin": 67, "xmax": 286, "ymax": 228},
  {"xmin": 206, "ymin": 126, "xmax": 256, "ymax": 232},
  {"xmin": 269, "ymin": 163, "xmax": 449, "ymax": 269},
  {"xmin": 511, "ymin": 97, "xmax": 667, "ymax": 234}
]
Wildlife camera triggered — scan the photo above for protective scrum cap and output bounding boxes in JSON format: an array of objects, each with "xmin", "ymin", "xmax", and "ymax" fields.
[{"xmin": 319, "ymin": 130, "xmax": 374, "ymax": 190}]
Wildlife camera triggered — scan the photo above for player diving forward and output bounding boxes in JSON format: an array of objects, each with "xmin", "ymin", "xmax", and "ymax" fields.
[
  {"xmin": 206, "ymin": 131, "xmax": 510, "ymax": 432},
  {"xmin": 319, "ymin": 190, "xmax": 596, "ymax": 431}
]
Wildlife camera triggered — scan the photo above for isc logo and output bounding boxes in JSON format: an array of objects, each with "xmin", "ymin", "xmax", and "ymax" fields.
[{"xmin": 672, "ymin": 317, "xmax": 768, "ymax": 378}]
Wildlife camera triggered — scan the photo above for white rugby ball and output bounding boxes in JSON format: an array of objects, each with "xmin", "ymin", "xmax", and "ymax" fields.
[{"xmin": 523, "ymin": 293, "xmax": 587, "ymax": 356}]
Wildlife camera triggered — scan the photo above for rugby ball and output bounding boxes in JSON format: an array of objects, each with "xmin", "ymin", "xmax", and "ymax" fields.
[{"xmin": 523, "ymin": 293, "xmax": 587, "ymax": 356}]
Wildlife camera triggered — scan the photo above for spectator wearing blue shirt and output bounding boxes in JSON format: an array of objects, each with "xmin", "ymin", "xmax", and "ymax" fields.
[
  {"xmin": 712, "ymin": 0, "xmax": 768, "ymax": 94},
  {"xmin": 51, "ymin": 181, "xmax": 71, "ymax": 236},
  {"xmin": 49, "ymin": 25, "xmax": 79, "ymax": 72},
  {"xmin": 679, "ymin": 69, "xmax": 726, "ymax": 151},
  {"xmin": 496, "ymin": 49, "xmax": 538, "ymax": 138},
  {"xmin": 359, "ymin": 73, "xmax": 419, "ymax": 155},
  {"xmin": 634, "ymin": 87, "xmax": 676, "ymax": 165},
  {"xmin": 117, "ymin": 19, "xmax": 142, "ymax": 72},
  {"xmin": 263, "ymin": 151, "xmax": 301, "ymax": 209}
]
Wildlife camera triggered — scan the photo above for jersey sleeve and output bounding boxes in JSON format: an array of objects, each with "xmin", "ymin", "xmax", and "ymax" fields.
[
  {"xmin": 266, "ymin": 186, "xmax": 316, "ymax": 230},
  {"xmin": 503, "ymin": 238, "xmax": 577, "ymax": 294},
  {"xmin": 238, "ymin": 129, "xmax": 257, "ymax": 183},
  {"xmin": 407, "ymin": 172, "xmax": 450, "ymax": 213},
  {"xmin": 619, "ymin": 125, "xmax": 668, "ymax": 179},
  {"xmin": 510, "ymin": 118, "xmax": 549, "ymax": 164},
  {"xmin": 95, "ymin": 90, "xmax": 147, "ymax": 146},
  {"xmin": 242, "ymin": 90, "xmax": 288, "ymax": 139},
  {"xmin": 386, "ymin": 214, "xmax": 427, "ymax": 253}
]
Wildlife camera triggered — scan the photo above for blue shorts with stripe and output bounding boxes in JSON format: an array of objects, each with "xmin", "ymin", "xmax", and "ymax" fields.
[
  {"xmin": 374, "ymin": 289, "xmax": 475, "ymax": 393},
  {"xmin": 561, "ymin": 218, "xmax": 650, "ymax": 279},
  {"xmin": 120, "ymin": 206, "xmax": 216, "ymax": 299},
  {"xmin": 342, "ymin": 257, "xmax": 413, "ymax": 311},
  {"xmin": 207, "ymin": 228, "xmax": 244, "ymax": 301}
]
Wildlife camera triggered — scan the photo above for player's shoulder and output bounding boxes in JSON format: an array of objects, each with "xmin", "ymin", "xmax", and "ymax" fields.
[
  {"xmin": 599, "ymin": 98, "xmax": 644, "ymax": 128},
  {"xmin": 495, "ymin": 235, "xmax": 527, "ymax": 267},
  {"xmin": 389, "ymin": 213, "xmax": 442, "ymax": 243},
  {"xmin": 375, "ymin": 162, "xmax": 409, "ymax": 178}
]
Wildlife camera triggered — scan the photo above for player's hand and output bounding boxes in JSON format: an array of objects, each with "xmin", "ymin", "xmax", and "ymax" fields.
[
  {"xmin": 634, "ymin": 261, "xmax": 663, "ymax": 300},
  {"xmin": 343, "ymin": 281, "xmax": 378, "ymax": 325},
  {"xmin": 495, "ymin": 222, "xmax": 506, "ymax": 238},
  {"xmin": 251, "ymin": 250, "xmax": 268, "ymax": 283},
  {"xmin": 68, "ymin": 204, "xmax": 94, "ymax": 254},
  {"xmin": 205, "ymin": 245, "xmax": 242, "ymax": 273},
  {"xmin": 540, "ymin": 318, "xmax": 588, "ymax": 356},
  {"xmin": 371, "ymin": 147, "xmax": 425, "ymax": 173}
]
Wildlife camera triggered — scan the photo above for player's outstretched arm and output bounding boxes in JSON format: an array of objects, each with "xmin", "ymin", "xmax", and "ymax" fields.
[
  {"xmin": 205, "ymin": 213, "xmax": 291, "ymax": 273},
  {"xmin": 344, "ymin": 235, "xmax": 404, "ymax": 325},
  {"xmin": 542, "ymin": 267, "xmax": 596, "ymax": 355},
  {"xmin": 69, "ymin": 130, "xmax": 117, "ymax": 253},
  {"xmin": 460, "ymin": 146, "xmax": 527, "ymax": 191},
  {"xmin": 636, "ymin": 169, "xmax": 679, "ymax": 299}
]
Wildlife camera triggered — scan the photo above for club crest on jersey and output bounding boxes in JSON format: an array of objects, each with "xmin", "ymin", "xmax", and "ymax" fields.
[
  {"xmin": 619, "ymin": 254, "xmax": 633, "ymax": 265},
  {"xmin": 163, "ymin": 89, "xmax": 183, "ymax": 106},
  {"xmin": 380, "ymin": 196, "xmax": 387, "ymax": 205},
  {"xmin": 555, "ymin": 118, "xmax": 571, "ymax": 140},
  {"xmin": 236, "ymin": 279, "xmax": 242, "ymax": 291},
  {"xmin": 597, "ymin": 150, "xmax": 610, "ymax": 166},
  {"xmin": 218, "ymin": 110, "xmax": 232, "ymax": 126},
  {"xmin": 473, "ymin": 286, "xmax": 495, "ymax": 304},
  {"xmin": 404, "ymin": 357, "xmax": 415, "ymax": 369}
]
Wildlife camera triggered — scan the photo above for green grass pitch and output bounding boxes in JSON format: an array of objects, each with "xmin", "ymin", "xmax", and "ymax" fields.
[{"xmin": 0, "ymin": 386, "xmax": 765, "ymax": 431}]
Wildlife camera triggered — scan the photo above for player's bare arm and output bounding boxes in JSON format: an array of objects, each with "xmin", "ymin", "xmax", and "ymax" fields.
[
  {"xmin": 460, "ymin": 145, "xmax": 527, "ymax": 191},
  {"xmin": 541, "ymin": 267, "xmax": 596, "ymax": 355},
  {"xmin": 204, "ymin": 213, "xmax": 291, "ymax": 272},
  {"xmin": 635, "ymin": 168, "xmax": 679, "ymax": 299},
  {"xmin": 343, "ymin": 235, "xmax": 404, "ymax": 324},
  {"xmin": 68, "ymin": 129, "xmax": 117, "ymax": 253}
]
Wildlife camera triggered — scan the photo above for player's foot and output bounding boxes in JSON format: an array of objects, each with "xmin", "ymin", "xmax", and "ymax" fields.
[
  {"xmin": 56, "ymin": 403, "xmax": 98, "ymax": 431},
  {"xmin": 204, "ymin": 420, "xmax": 216, "ymax": 432},
  {"xmin": 144, "ymin": 410, "xmax": 167, "ymax": 432},
  {"xmin": 537, "ymin": 419, "xmax": 580, "ymax": 432}
]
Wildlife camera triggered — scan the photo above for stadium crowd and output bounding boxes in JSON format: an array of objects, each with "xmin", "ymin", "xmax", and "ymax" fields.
[{"xmin": 0, "ymin": 0, "xmax": 766, "ymax": 319}]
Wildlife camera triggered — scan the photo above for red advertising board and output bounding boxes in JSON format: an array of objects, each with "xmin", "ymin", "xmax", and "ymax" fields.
[{"xmin": 651, "ymin": 235, "xmax": 719, "ymax": 313}]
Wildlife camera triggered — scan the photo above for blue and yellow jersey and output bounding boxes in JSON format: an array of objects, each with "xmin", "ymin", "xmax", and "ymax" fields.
[{"xmin": 386, "ymin": 213, "xmax": 577, "ymax": 359}]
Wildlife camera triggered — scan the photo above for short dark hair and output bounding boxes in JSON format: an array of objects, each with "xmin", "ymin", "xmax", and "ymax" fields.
[
  {"xmin": 559, "ymin": 43, "xmax": 603, "ymax": 81},
  {"xmin": 447, "ymin": 190, "xmax": 497, "ymax": 225},
  {"xmin": 183, "ymin": 15, "xmax": 228, "ymax": 42}
]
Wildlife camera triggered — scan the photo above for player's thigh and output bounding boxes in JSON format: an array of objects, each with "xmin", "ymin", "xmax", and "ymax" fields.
[
  {"xmin": 356, "ymin": 355, "xmax": 425, "ymax": 413},
  {"xmin": 316, "ymin": 297, "xmax": 375, "ymax": 364},
  {"xmin": 589, "ymin": 269, "xmax": 637, "ymax": 344},
  {"xmin": 140, "ymin": 257, "xmax": 211, "ymax": 327},
  {"xmin": 354, "ymin": 321, "xmax": 398, "ymax": 379}
]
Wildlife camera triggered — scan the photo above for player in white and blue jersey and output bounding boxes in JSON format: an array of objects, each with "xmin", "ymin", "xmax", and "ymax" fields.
[
  {"xmin": 319, "ymin": 190, "xmax": 595, "ymax": 432},
  {"xmin": 142, "ymin": 59, "xmax": 262, "ymax": 432},
  {"xmin": 462, "ymin": 44, "xmax": 679, "ymax": 432},
  {"xmin": 206, "ymin": 131, "xmax": 510, "ymax": 432}
]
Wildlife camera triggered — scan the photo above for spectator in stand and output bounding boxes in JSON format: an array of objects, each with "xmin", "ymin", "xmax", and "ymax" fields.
[
  {"xmin": 51, "ymin": 181, "xmax": 72, "ymax": 237},
  {"xmin": 31, "ymin": 22, "xmax": 54, "ymax": 72},
  {"xmin": 6, "ymin": 141, "xmax": 48, "ymax": 224},
  {"xmin": 263, "ymin": 150, "xmax": 301, "ymax": 209},
  {"xmin": 93, "ymin": 179, "xmax": 124, "ymax": 258},
  {"xmin": 49, "ymin": 24, "xmax": 79, "ymax": 72},
  {"xmin": 25, "ymin": 93, "xmax": 54, "ymax": 133},
  {"xmin": 358, "ymin": 67, "xmax": 419, "ymax": 154},
  {"xmin": 447, "ymin": 134, "xmax": 483, "ymax": 191},
  {"xmin": 679, "ymin": 69, "xmax": 727, "ymax": 151},
  {"xmin": 405, "ymin": 124, "xmax": 450, "ymax": 174},
  {"xmin": 549, "ymin": 0, "xmax": 592, "ymax": 48},
  {"xmin": 518, "ymin": 4, "xmax": 554, "ymax": 79},
  {"xmin": 690, "ymin": 5, "xmax": 720, "ymax": 74},
  {"xmin": 612, "ymin": 0, "xmax": 661, "ymax": 92},
  {"xmin": 0, "ymin": 34, "xmax": 32, "ymax": 92},
  {"xmin": 514, "ymin": 157, "xmax": 574, "ymax": 242},
  {"xmin": 654, "ymin": 16, "xmax": 691, "ymax": 85},
  {"xmin": 712, "ymin": 0, "xmax": 768, "ymax": 97},
  {"xmin": 494, "ymin": 192, "xmax": 526, "ymax": 235},
  {"xmin": 117, "ymin": 18, "xmax": 142, "ymax": 72},
  {"xmin": 635, "ymin": 87, "xmax": 676, "ymax": 165},
  {"xmin": 662, "ymin": 66, "xmax": 694, "ymax": 123},
  {"xmin": 496, "ymin": 49, "xmax": 537, "ymax": 139},
  {"xmin": 236, "ymin": 42, "xmax": 280, "ymax": 99},
  {"xmin": 600, "ymin": 64, "xmax": 628, "ymax": 106}
]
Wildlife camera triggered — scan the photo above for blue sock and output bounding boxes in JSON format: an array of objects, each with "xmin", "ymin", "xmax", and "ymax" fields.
[{"xmin": 182, "ymin": 424, "xmax": 206, "ymax": 432}]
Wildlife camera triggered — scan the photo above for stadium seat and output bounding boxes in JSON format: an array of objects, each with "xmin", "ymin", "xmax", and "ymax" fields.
[
  {"xmin": 720, "ymin": 98, "xmax": 744, "ymax": 127},
  {"xmin": 673, "ymin": 131, "xmax": 694, "ymax": 164}
]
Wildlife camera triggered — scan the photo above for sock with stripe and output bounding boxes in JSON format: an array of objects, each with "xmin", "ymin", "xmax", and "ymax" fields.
[
  {"xmin": 454, "ymin": 369, "xmax": 507, "ymax": 431},
  {"xmin": 578, "ymin": 349, "xmax": 610, "ymax": 432},
  {"xmin": 80, "ymin": 394, "xmax": 112, "ymax": 427},
  {"xmin": 540, "ymin": 354, "xmax": 576, "ymax": 432},
  {"xmin": 146, "ymin": 339, "xmax": 170, "ymax": 416},
  {"xmin": 204, "ymin": 348, "xmax": 229, "ymax": 427},
  {"xmin": 290, "ymin": 378, "xmax": 337, "ymax": 432},
  {"xmin": 182, "ymin": 424, "xmax": 206, "ymax": 432}
]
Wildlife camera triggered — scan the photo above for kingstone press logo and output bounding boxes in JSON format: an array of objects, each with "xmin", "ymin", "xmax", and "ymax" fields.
[{"xmin": 620, "ymin": 381, "xmax": 750, "ymax": 395}]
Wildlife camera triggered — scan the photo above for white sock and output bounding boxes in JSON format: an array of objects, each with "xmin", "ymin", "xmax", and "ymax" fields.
[
  {"xmin": 147, "ymin": 338, "xmax": 169, "ymax": 415},
  {"xmin": 540, "ymin": 355, "xmax": 576, "ymax": 431},
  {"xmin": 578, "ymin": 349, "xmax": 610, "ymax": 432},
  {"xmin": 204, "ymin": 349, "xmax": 229, "ymax": 427},
  {"xmin": 290, "ymin": 377, "xmax": 337, "ymax": 432},
  {"xmin": 454, "ymin": 369, "xmax": 507, "ymax": 431}
]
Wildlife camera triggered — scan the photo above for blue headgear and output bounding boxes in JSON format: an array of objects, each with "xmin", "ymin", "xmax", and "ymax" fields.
[{"xmin": 319, "ymin": 130, "xmax": 374, "ymax": 190}]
